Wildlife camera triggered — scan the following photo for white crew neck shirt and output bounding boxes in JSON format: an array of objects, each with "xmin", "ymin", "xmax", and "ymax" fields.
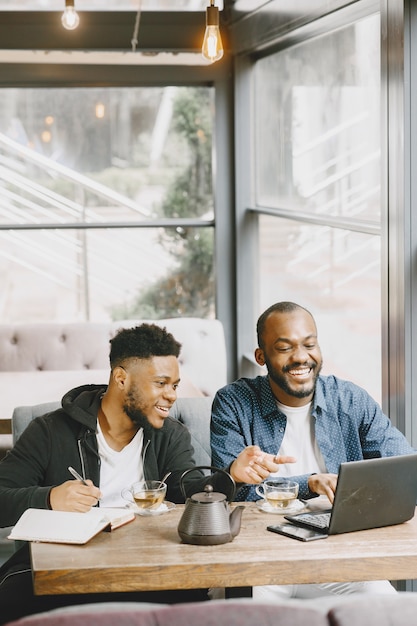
[
  {"xmin": 269, "ymin": 401, "xmax": 327, "ymax": 478},
  {"xmin": 96, "ymin": 419, "xmax": 144, "ymax": 507}
]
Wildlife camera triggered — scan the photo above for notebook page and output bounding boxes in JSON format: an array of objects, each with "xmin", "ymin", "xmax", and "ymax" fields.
[{"xmin": 8, "ymin": 508, "xmax": 110, "ymax": 544}]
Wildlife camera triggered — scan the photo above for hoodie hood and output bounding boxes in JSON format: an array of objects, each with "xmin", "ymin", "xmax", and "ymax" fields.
[{"xmin": 61, "ymin": 384, "xmax": 107, "ymax": 430}]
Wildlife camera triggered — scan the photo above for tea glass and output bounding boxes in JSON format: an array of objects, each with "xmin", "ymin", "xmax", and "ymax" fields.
[
  {"xmin": 122, "ymin": 480, "xmax": 167, "ymax": 511},
  {"xmin": 255, "ymin": 479, "xmax": 299, "ymax": 510}
]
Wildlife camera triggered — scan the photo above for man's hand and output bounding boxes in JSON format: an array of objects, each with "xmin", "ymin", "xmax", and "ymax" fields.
[
  {"xmin": 49, "ymin": 479, "xmax": 102, "ymax": 512},
  {"xmin": 229, "ymin": 445, "xmax": 296, "ymax": 484},
  {"xmin": 307, "ymin": 473, "xmax": 338, "ymax": 503}
]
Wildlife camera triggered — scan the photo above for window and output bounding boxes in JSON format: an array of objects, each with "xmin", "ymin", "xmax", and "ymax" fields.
[
  {"xmin": 254, "ymin": 13, "xmax": 381, "ymax": 400},
  {"xmin": 0, "ymin": 86, "xmax": 215, "ymax": 322}
]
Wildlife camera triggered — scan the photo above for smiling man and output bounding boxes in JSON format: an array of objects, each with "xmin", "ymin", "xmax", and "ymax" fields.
[
  {"xmin": 210, "ymin": 301, "xmax": 415, "ymax": 599},
  {"xmin": 0, "ymin": 323, "xmax": 273, "ymax": 623},
  {"xmin": 212, "ymin": 302, "xmax": 414, "ymax": 502},
  {"xmin": 0, "ymin": 324, "xmax": 201, "ymax": 521}
]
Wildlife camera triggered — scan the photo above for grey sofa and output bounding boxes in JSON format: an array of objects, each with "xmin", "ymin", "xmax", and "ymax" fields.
[
  {"xmin": 0, "ymin": 318, "xmax": 227, "ymax": 422},
  {"xmin": 4, "ymin": 594, "xmax": 417, "ymax": 626}
]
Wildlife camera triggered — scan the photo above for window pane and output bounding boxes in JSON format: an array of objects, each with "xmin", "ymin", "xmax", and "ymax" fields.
[
  {"xmin": 258, "ymin": 215, "xmax": 381, "ymax": 403},
  {"xmin": 0, "ymin": 86, "xmax": 214, "ymax": 222},
  {"xmin": 255, "ymin": 14, "xmax": 380, "ymax": 222},
  {"xmin": 0, "ymin": 226, "xmax": 214, "ymax": 322},
  {"xmin": 0, "ymin": 85, "xmax": 215, "ymax": 323}
]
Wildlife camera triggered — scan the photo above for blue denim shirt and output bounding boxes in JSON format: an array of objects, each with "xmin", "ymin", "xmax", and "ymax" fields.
[{"xmin": 210, "ymin": 374, "xmax": 415, "ymax": 501}]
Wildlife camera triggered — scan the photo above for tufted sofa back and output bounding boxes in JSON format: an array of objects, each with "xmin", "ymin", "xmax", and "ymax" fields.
[{"xmin": 0, "ymin": 318, "xmax": 227, "ymax": 399}]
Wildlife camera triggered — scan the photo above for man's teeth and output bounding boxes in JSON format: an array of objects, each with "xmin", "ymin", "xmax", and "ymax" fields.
[{"xmin": 289, "ymin": 368, "xmax": 310, "ymax": 377}]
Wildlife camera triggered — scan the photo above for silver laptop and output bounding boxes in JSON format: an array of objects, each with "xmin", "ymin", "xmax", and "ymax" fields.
[{"xmin": 284, "ymin": 453, "xmax": 417, "ymax": 535}]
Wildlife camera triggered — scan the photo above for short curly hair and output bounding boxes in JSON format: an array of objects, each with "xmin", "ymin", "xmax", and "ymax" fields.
[{"xmin": 109, "ymin": 324, "xmax": 181, "ymax": 368}]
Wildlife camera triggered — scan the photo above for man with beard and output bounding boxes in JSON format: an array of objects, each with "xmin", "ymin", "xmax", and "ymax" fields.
[
  {"xmin": 211, "ymin": 301, "xmax": 415, "ymax": 599},
  {"xmin": 0, "ymin": 323, "xmax": 280, "ymax": 623}
]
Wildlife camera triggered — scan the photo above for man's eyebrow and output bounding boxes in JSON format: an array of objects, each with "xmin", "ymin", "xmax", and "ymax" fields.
[
  {"xmin": 153, "ymin": 374, "xmax": 181, "ymax": 383},
  {"xmin": 274, "ymin": 334, "xmax": 317, "ymax": 344},
  {"xmin": 274, "ymin": 337, "xmax": 292, "ymax": 345}
]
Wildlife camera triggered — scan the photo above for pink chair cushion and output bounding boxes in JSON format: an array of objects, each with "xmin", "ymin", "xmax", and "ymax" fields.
[
  {"xmin": 4, "ymin": 599, "xmax": 328, "ymax": 626},
  {"xmin": 327, "ymin": 593, "xmax": 417, "ymax": 626}
]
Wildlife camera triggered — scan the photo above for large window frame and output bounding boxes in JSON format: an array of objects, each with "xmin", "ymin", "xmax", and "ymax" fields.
[
  {"xmin": 233, "ymin": 0, "xmax": 417, "ymax": 446},
  {"xmin": 0, "ymin": 59, "xmax": 237, "ymax": 381}
]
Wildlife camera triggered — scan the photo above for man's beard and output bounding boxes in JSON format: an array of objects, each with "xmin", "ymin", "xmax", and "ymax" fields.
[
  {"xmin": 265, "ymin": 357, "xmax": 322, "ymax": 399},
  {"xmin": 123, "ymin": 387, "xmax": 154, "ymax": 434},
  {"xmin": 124, "ymin": 405, "xmax": 153, "ymax": 432}
]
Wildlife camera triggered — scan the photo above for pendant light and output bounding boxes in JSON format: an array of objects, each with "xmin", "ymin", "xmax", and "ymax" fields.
[
  {"xmin": 61, "ymin": 0, "xmax": 80, "ymax": 31},
  {"xmin": 202, "ymin": 1, "xmax": 223, "ymax": 63}
]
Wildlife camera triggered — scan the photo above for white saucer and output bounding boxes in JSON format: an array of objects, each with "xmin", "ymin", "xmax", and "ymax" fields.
[
  {"xmin": 127, "ymin": 501, "xmax": 176, "ymax": 516},
  {"xmin": 255, "ymin": 499, "xmax": 306, "ymax": 515}
]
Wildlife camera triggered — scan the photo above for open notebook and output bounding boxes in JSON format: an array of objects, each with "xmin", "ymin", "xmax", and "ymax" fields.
[
  {"xmin": 284, "ymin": 453, "xmax": 417, "ymax": 535},
  {"xmin": 8, "ymin": 507, "xmax": 135, "ymax": 545}
]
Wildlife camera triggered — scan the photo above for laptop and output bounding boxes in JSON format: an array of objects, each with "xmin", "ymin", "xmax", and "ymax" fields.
[{"xmin": 284, "ymin": 453, "xmax": 417, "ymax": 535}]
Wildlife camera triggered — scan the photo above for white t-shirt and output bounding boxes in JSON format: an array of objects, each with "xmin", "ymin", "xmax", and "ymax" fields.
[
  {"xmin": 96, "ymin": 420, "xmax": 144, "ymax": 508},
  {"xmin": 269, "ymin": 401, "xmax": 327, "ymax": 478}
]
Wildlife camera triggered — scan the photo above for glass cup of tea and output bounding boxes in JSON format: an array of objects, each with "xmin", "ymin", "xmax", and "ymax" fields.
[
  {"xmin": 122, "ymin": 480, "xmax": 167, "ymax": 511},
  {"xmin": 255, "ymin": 479, "xmax": 299, "ymax": 510}
]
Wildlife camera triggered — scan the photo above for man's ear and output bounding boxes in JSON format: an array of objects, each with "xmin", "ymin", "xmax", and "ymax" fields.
[
  {"xmin": 254, "ymin": 347, "xmax": 265, "ymax": 366},
  {"xmin": 112, "ymin": 366, "xmax": 127, "ymax": 388}
]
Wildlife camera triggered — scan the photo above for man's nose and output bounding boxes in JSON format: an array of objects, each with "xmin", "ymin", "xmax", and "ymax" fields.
[
  {"xmin": 164, "ymin": 386, "xmax": 177, "ymax": 401},
  {"xmin": 291, "ymin": 345, "xmax": 309, "ymax": 362}
]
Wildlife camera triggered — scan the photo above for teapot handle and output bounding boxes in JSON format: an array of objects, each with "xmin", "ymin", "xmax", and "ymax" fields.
[{"xmin": 179, "ymin": 466, "xmax": 236, "ymax": 502}]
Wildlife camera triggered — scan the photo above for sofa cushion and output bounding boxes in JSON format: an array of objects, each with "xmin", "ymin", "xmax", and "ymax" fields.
[
  {"xmin": 4, "ymin": 599, "xmax": 329, "ymax": 626},
  {"xmin": 0, "ymin": 318, "xmax": 226, "ymax": 422},
  {"xmin": 327, "ymin": 592, "xmax": 417, "ymax": 626},
  {"xmin": 3, "ymin": 602, "xmax": 165, "ymax": 626},
  {"xmin": 155, "ymin": 599, "xmax": 328, "ymax": 626},
  {"xmin": 0, "ymin": 318, "xmax": 227, "ymax": 398},
  {"xmin": 2, "ymin": 368, "xmax": 203, "ymax": 422}
]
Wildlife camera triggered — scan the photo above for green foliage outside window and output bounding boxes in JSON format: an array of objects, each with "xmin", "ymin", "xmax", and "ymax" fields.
[{"xmin": 112, "ymin": 87, "xmax": 215, "ymax": 320}]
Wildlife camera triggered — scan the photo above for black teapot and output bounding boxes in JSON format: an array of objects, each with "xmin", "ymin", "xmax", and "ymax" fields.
[{"xmin": 177, "ymin": 466, "xmax": 244, "ymax": 545}]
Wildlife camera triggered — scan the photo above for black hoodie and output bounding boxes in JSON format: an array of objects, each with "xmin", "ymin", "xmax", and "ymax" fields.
[{"xmin": 0, "ymin": 384, "xmax": 210, "ymax": 528}]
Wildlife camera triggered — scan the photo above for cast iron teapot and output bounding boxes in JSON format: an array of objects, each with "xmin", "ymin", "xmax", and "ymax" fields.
[{"xmin": 177, "ymin": 466, "xmax": 244, "ymax": 545}]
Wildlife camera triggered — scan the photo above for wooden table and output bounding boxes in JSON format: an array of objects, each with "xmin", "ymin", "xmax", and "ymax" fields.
[{"xmin": 30, "ymin": 502, "xmax": 417, "ymax": 596}]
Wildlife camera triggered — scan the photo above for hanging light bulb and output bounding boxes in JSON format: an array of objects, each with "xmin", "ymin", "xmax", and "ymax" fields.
[
  {"xmin": 202, "ymin": 0, "xmax": 223, "ymax": 63},
  {"xmin": 61, "ymin": 0, "xmax": 80, "ymax": 31}
]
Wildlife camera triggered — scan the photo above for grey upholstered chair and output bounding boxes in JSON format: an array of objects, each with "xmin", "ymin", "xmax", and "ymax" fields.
[
  {"xmin": 11, "ymin": 396, "xmax": 213, "ymax": 464},
  {"xmin": 12, "ymin": 400, "xmax": 61, "ymax": 445},
  {"xmin": 168, "ymin": 396, "xmax": 212, "ymax": 467}
]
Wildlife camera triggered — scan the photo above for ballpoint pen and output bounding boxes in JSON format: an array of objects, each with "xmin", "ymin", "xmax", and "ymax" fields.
[{"xmin": 68, "ymin": 466, "xmax": 88, "ymax": 486}]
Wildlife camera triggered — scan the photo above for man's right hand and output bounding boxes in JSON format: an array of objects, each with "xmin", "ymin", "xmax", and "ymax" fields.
[
  {"xmin": 307, "ymin": 473, "xmax": 338, "ymax": 503},
  {"xmin": 230, "ymin": 445, "xmax": 296, "ymax": 484},
  {"xmin": 49, "ymin": 479, "xmax": 101, "ymax": 512}
]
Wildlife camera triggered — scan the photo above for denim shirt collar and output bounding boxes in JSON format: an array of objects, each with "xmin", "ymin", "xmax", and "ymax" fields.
[{"xmin": 259, "ymin": 373, "xmax": 328, "ymax": 417}]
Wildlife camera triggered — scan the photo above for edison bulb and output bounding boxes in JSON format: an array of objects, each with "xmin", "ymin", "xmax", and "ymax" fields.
[
  {"xmin": 61, "ymin": 3, "xmax": 80, "ymax": 30},
  {"xmin": 202, "ymin": 26, "xmax": 223, "ymax": 63},
  {"xmin": 202, "ymin": 2, "xmax": 223, "ymax": 63}
]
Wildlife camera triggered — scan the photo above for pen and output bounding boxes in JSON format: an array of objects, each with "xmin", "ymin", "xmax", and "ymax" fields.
[{"xmin": 68, "ymin": 466, "xmax": 88, "ymax": 486}]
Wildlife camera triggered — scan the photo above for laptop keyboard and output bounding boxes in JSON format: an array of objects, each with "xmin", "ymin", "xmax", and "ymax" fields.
[{"xmin": 292, "ymin": 512, "xmax": 331, "ymax": 530}]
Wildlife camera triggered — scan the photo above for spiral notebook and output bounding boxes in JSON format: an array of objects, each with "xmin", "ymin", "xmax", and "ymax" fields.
[{"xmin": 8, "ymin": 507, "xmax": 135, "ymax": 544}]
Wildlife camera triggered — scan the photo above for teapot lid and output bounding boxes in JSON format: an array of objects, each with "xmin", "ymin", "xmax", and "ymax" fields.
[{"xmin": 190, "ymin": 484, "xmax": 227, "ymax": 503}]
